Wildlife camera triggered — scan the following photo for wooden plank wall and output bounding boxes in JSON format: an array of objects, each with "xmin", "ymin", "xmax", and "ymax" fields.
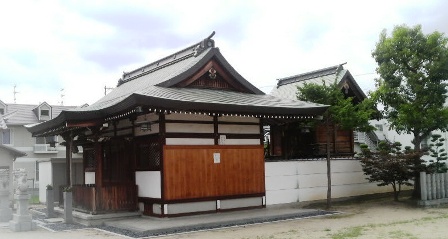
[{"xmin": 163, "ymin": 145, "xmax": 265, "ymax": 200}]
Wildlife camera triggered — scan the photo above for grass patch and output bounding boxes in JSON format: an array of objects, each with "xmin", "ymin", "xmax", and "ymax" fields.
[
  {"xmin": 329, "ymin": 212, "xmax": 448, "ymax": 239},
  {"xmin": 388, "ymin": 230, "xmax": 418, "ymax": 239},
  {"xmin": 331, "ymin": 226, "xmax": 363, "ymax": 239},
  {"xmin": 29, "ymin": 195, "xmax": 39, "ymax": 204}
]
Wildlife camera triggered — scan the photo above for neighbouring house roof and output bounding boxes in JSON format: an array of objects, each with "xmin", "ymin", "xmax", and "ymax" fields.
[
  {"xmin": 0, "ymin": 103, "xmax": 77, "ymax": 126},
  {"xmin": 28, "ymin": 32, "xmax": 329, "ymax": 137},
  {"xmin": 0, "ymin": 144, "xmax": 26, "ymax": 158},
  {"xmin": 270, "ymin": 64, "xmax": 367, "ymax": 103}
]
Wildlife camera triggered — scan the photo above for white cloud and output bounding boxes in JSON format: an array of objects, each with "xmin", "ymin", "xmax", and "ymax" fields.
[{"xmin": 0, "ymin": 0, "xmax": 446, "ymax": 106}]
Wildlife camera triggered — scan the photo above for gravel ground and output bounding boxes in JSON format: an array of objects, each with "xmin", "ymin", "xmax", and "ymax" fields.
[{"xmin": 4, "ymin": 196, "xmax": 445, "ymax": 239}]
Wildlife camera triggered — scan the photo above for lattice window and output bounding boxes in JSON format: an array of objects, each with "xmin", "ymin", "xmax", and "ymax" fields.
[
  {"xmin": 136, "ymin": 136, "xmax": 161, "ymax": 171},
  {"xmin": 84, "ymin": 147, "xmax": 96, "ymax": 172},
  {"xmin": 148, "ymin": 141, "xmax": 160, "ymax": 170}
]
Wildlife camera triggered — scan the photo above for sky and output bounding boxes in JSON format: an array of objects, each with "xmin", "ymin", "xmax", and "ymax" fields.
[{"xmin": 1, "ymin": 0, "xmax": 447, "ymax": 106}]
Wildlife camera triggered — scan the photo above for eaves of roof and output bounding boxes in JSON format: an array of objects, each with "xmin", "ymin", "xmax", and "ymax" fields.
[
  {"xmin": 28, "ymin": 88, "xmax": 329, "ymax": 136},
  {"xmin": 0, "ymin": 144, "xmax": 27, "ymax": 158}
]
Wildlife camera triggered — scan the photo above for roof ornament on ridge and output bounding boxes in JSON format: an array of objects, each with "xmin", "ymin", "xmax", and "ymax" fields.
[{"xmin": 193, "ymin": 31, "xmax": 215, "ymax": 57}]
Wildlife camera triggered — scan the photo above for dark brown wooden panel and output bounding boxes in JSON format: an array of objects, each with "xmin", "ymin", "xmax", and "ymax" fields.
[{"xmin": 163, "ymin": 145, "xmax": 265, "ymax": 200}]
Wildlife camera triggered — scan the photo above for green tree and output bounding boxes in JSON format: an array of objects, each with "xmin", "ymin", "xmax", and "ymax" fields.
[
  {"xmin": 427, "ymin": 134, "xmax": 448, "ymax": 173},
  {"xmin": 297, "ymin": 81, "xmax": 375, "ymax": 208},
  {"xmin": 359, "ymin": 141, "xmax": 419, "ymax": 201},
  {"xmin": 371, "ymin": 24, "xmax": 448, "ymax": 195},
  {"xmin": 297, "ymin": 81, "xmax": 375, "ymax": 131},
  {"xmin": 372, "ymin": 25, "xmax": 448, "ymax": 151}
]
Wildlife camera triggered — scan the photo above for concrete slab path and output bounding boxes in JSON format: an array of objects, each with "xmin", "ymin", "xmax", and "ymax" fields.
[{"xmin": 103, "ymin": 204, "xmax": 335, "ymax": 236}]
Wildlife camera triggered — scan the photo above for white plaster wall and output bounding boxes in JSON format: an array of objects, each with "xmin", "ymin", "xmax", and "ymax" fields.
[
  {"xmin": 219, "ymin": 116, "xmax": 259, "ymax": 123},
  {"xmin": 166, "ymin": 201, "xmax": 216, "ymax": 215},
  {"xmin": 223, "ymin": 139, "xmax": 260, "ymax": 145},
  {"xmin": 135, "ymin": 171, "xmax": 161, "ymax": 198},
  {"xmin": 85, "ymin": 172, "xmax": 95, "ymax": 184},
  {"xmin": 218, "ymin": 124, "xmax": 260, "ymax": 134},
  {"xmin": 166, "ymin": 138, "xmax": 214, "ymax": 145},
  {"xmin": 166, "ymin": 113, "xmax": 212, "ymax": 121},
  {"xmin": 166, "ymin": 123, "xmax": 214, "ymax": 133},
  {"xmin": 38, "ymin": 161, "xmax": 52, "ymax": 203},
  {"xmin": 265, "ymin": 160, "xmax": 411, "ymax": 205},
  {"xmin": 220, "ymin": 197, "xmax": 263, "ymax": 210}
]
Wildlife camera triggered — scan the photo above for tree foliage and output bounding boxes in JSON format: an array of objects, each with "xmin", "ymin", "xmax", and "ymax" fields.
[
  {"xmin": 296, "ymin": 81, "xmax": 375, "ymax": 132},
  {"xmin": 427, "ymin": 134, "xmax": 448, "ymax": 173},
  {"xmin": 297, "ymin": 80, "xmax": 375, "ymax": 209},
  {"xmin": 359, "ymin": 141, "xmax": 422, "ymax": 201},
  {"xmin": 371, "ymin": 24, "xmax": 448, "ymax": 150}
]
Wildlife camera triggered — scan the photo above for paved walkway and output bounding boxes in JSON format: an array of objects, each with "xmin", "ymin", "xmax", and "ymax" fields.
[
  {"xmin": 102, "ymin": 204, "xmax": 335, "ymax": 237},
  {"xmin": 29, "ymin": 204, "xmax": 336, "ymax": 238}
]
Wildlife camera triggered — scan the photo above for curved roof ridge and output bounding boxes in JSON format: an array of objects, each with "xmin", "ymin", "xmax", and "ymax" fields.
[
  {"xmin": 276, "ymin": 63, "xmax": 346, "ymax": 87},
  {"xmin": 117, "ymin": 32, "xmax": 216, "ymax": 87}
]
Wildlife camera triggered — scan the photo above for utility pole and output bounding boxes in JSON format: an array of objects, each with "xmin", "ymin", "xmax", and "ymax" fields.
[
  {"xmin": 59, "ymin": 88, "xmax": 65, "ymax": 106},
  {"xmin": 104, "ymin": 85, "xmax": 114, "ymax": 95},
  {"xmin": 13, "ymin": 85, "xmax": 19, "ymax": 103}
]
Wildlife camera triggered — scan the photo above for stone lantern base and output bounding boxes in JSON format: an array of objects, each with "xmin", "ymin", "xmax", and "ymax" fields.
[{"xmin": 9, "ymin": 194, "xmax": 36, "ymax": 232}]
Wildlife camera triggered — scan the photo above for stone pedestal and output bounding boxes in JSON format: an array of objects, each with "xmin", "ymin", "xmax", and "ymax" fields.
[
  {"xmin": 9, "ymin": 194, "xmax": 36, "ymax": 232},
  {"xmin": 46, "ymin": 189, "xmax": 54, "ymax": 218},
  {"xmin": 63, "ymin": 192, "xmax": 73, "ymax": 223},
  {"xmin": 0, "ymin": 190, "xmax": 12, "ymax": 222}
]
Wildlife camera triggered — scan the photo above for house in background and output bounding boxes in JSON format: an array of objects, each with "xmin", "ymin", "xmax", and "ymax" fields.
[
  {"xmin": 268, "ymin": 64, "xmax": 379, "ymax": 159},
  {"xmin": 0, "ymin": 100, "xmax": 82, "ymax": 203},
  {"xmin": 28, "ymin": 32, "xmax": 329, "ymax": 218}
]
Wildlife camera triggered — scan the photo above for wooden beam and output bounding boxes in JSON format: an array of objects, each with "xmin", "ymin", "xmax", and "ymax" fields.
[{"xmin": 66, "ymin": 120, "xmax": 102, "ymax": 128}]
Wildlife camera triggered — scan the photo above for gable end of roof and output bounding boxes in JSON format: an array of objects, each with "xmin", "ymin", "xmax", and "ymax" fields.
[{"xmin": 117, "ymin": 32, "xmax": 216, "ymax": 87}]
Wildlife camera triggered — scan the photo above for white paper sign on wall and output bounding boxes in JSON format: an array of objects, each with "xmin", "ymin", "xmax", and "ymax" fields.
[{"xmin": 213, "ymin": 153, "xmax": 220, "ymax": 164}]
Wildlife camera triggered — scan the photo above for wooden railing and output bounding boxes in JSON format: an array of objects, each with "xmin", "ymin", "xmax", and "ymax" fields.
[{"xmin": 72, "ymin": 184, "xmax": 138, "ymax": 214}]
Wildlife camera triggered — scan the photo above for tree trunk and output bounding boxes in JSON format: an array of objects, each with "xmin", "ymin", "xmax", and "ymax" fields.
[
  {"xmin": 412, "ymin": 134, "xmax": 423, "ymax": 198},
  {"xmin": 392, "ymin": 183, "xmax": 399, "ymax": 201}
]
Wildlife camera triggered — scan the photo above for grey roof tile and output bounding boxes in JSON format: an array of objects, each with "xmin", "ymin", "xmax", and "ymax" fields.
[
  {"xmin": 1, "ymin": 103, "xmax": 77, "ymax": 125},
  {"xmin": 28, "ymin": 33, "xmax": 330, "ymax": 136},
  {"xmin": 270, "ymin": 64, "xmax": 366, "ymax": 101}
]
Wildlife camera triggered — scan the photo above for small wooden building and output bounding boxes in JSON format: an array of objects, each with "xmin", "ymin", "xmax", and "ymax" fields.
[
  {"xmin": 269, "ymin": 64, "xmax": 368, "ymax": 159},
  {"xmin": 28, "ymin": 33, "xmax": 328, "ymax": 217}
]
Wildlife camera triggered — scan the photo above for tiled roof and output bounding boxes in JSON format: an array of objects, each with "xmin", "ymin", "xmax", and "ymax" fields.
[
  {"xmin": 28, "ymin": 33, "xmax": 329, "ymax": 136},
  {"xmin": 271, "ymin": 64, "xmax": 346, "ymax": 100},
  {"xmin": 0, "ymin": 144, "xmax": 26, "ymax": 157},
  {"xmin": 270, "ymin": 64, "xmax": 366, "ymax": 101},
  {"xmin": 1, "ymin": 103, "xmax": 76, "ymax": 126}
]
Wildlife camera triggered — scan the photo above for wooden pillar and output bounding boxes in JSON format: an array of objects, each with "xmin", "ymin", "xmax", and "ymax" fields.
[
  {"xmin": 259, "ymin": 119, "xmax": 264, "ymax": 146},
  {"xmin": 94, "ymin": 137, "xmax": 103, "ymax": 187},
  {"xmin": 214, "ymin": 115, "xmax": 219, "ymax": 145},
  {"xmin": 159, "ymin": 113, "xmax": 166, "ymax": 202},
  {"xmin": 62, "ymin": 132, "xmax": 74, "ymax": 186},
  {"xmin": 90, "ymin": 127, "xmax": 103, "ymax": 188}
]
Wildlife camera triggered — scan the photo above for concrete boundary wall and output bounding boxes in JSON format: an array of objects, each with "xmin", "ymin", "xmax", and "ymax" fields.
[{"xmin": 265, "ymin": 160, "xmax": 407, "ymax": 205}]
